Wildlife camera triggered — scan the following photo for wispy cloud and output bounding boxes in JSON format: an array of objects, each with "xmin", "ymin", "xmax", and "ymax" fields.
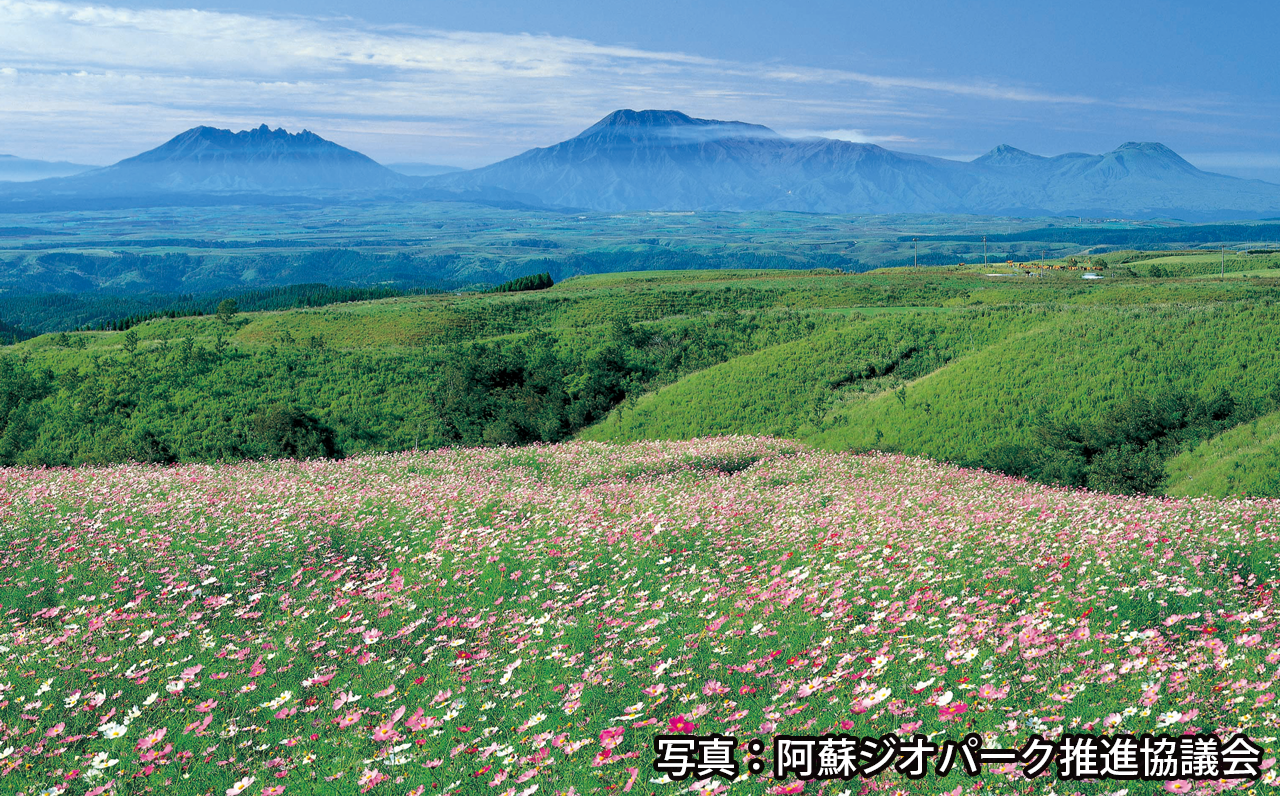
[
  {"xmin": 783, "ymin": 128, "xmax": 922, "ymax": 146},
  {"xmin": 0, "ymin": 0, "xmax": 1261, "ymax": 169},
  {"xmin": 756, "ymin": 65, "xmax": 1098, "ymax": 105}
]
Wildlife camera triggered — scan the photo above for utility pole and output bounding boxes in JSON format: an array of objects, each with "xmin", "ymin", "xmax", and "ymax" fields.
[
  {"xmin": 1221, "ymin": 246, "xmax": 1225, "ymax": 277},
  {"xmin": 983, "ymin": 236, "xmax": 988, "ymax": 266},
  {"xmin": 913, "ymin": 237, "xmax": 918, "ymax": 268}
]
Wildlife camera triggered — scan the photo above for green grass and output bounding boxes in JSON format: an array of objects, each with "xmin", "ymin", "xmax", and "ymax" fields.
[
  {"xmin": 1166, "ymin": 408, "xmax": 1280, "ymax": 497},
  {"xmin": 14, "ymin": 258, "xmax": 1280, "ymax": 495},
  {"xmin": 582, "ymin": 307, "xmax": 1036, "ymax": 442},
  {"xmin": 808, "ymin": 304, "xmax": 1280, "ymax": 463}
]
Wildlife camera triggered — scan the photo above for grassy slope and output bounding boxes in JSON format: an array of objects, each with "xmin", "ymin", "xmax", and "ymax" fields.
[
  {"xmin": 16, "ymin": 262, "xmax": 1280, "ymax": 495},
  {"xmin": 1165, "ymin": 408, "xmax": 1280, "ymax": 497},
  {"xmin": 813, "ymin": 304, "xmax": 1280, "ymax": 461},
  {"xmin": 581, "ymin": 307, "xmax": 1037, "ymax": 443},
  {"xmin": 584, "ymin": 297, "xmax": 1280, "ymax": 492}
]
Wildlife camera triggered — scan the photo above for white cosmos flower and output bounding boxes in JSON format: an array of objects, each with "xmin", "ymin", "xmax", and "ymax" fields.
[{"xmin": 101, "ymin": 723, "xmax": 128, "ymax": 739}]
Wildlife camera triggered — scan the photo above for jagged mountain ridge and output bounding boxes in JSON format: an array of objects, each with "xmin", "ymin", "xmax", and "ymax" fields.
[
  {"xmin": 1, "ymin": 113, "xmax": 1277, "ymax": 220},
  {"xmin": 426, "ymin": 109, "xmax": 1280, "ymax": 220}
]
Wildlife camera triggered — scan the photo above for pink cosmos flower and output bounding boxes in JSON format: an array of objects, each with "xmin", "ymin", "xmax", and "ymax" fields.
[
  {"xmin": 938, "ymin": 702, "xmax": 968, "ymax": 721},
  {"xmin": 357, "ymin": 769, "xmax": 387, "ymax": 793},
  {"xmin": 403, "ymin": 709, "xmax": 428, "ymax": 732},
  {"xmin": 667, "ymin": 715, "xmax": 698, "ymax": 733},
  {"xmin": 183, "ymin": 715, "xmax": 212, "ymax": 735},
  {"xmin": 137, "ymin": 727, "xmax": 166, "ymax": 750},
  {"xmin": 370, "ymin": 726, "xmax": 399, "ymax": 742},
  {"xmin": 978, "ymin": 684, "xmax": 1008, "ymax": 700}
]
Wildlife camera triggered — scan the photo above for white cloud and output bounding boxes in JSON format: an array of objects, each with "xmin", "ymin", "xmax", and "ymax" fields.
[
  {"xmin": 783, "ymin": 128, "xmax": 921, "ymax": 145},
  {"xmin": 757, "ymin": 65, "xmax": 1097, "ymax": 105},
  {"xmin": 0, "ymin": 0, "xmax": 1240, "ymax": 167}
]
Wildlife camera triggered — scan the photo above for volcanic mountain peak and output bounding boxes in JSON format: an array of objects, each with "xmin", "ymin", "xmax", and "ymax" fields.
[
  {"xmin": 575, "ymin": 109, "xmax": 781, "ymax": 142},
  {"xmin": 973, "ymin": 144, "xmax": 1046, "ymax": 167},
  {"xmin": 120, "ymin": 125, "xmax": 377, "ymax": 165}
]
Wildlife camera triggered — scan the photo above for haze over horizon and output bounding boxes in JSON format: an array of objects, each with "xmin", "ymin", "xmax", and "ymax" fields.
[{"xmin": 1, "ymin": 0, "xmax": 1278, "ymax": 182}]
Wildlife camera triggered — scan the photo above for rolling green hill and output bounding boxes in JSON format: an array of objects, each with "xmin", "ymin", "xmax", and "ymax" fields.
[
  {"xmin": 9, "ymin": 261, "xmax": 1280, "ymax": 496},
  {"xmin": 1165, "ymin": 408, "xmax": 1280, "ymax": 497}
]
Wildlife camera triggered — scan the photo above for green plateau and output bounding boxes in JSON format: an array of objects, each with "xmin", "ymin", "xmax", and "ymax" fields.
[{"xmin": 6, "ymin": 236, "xmax": 1280, "ymax": 497}]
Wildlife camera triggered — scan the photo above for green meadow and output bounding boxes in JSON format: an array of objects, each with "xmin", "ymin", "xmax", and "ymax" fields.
[{"xmin": 6, "ymin": 252, "xmax": 1280, "ymax": 496}]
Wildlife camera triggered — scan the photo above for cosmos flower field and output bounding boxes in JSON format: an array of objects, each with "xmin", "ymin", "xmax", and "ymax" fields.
[{"xmin": 1, "ymin": 437, "xmax": 1278, "ymax": 796}]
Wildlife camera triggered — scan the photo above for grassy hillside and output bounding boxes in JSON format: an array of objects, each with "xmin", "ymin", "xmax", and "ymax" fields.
[
  {"xmin": 1166, "ymin": 409, "xmax": 1280, "ymax": 497},
  {"xmin": 811, "ymin": 303, "xmax": 1280, "ymax": 458},
  {"xmin": 581, "ymin": 307, "xmax": 1035, "ymax": 441},
  {"xmin": 10, "ymin": 260, "xmax": 1280, "ymax": 495}
]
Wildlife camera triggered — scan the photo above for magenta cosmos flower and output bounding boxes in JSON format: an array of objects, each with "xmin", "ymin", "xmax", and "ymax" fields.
[{"xmin": 667, "ymin": 715, "xmax": 698, "ymax": 733}]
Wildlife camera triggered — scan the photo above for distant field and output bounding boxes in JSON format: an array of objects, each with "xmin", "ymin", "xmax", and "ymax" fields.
[{"xmin": 1, "ymin": 205, "xmax": 1275, "ymax": 334}]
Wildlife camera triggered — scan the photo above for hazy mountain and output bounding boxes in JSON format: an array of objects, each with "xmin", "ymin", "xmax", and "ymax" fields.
[
  {"xmin": 964, "ymin": 141, "xmax": 1280, "ymax": 219},
  {"xmin": 0, "ymin": 155, "xmax": 97, "ymax": 182},
  {"xmin": 427, "ymin": 110, "xmax": 974, "ymax": 213},
  {"xmin": 2, "ymin": 114, "xmax": 1277, "ymax": 220},
  {"xmin": 385, "ymin": 162, "xmax": 465, "ymax": 177},
  {"xmin": 0, "ymin": 125, "xmax": 418, "ymax": 203},
  {"xmin": 427, "ymin": 109, "xmax": 1280, "ymax": 220}
]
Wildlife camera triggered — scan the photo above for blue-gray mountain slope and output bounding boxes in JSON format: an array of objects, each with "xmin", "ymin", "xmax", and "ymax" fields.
[
  {"xmin": 0, "ymin": 125, "xmax": 417, "ymax": 200},
  {"xmin": 427, "ymin": 110, "xmax": 1280, "ymax": 220},
  {"xmin": 0, "ymin": 155, "xmax": 97, "ymax": 182}
]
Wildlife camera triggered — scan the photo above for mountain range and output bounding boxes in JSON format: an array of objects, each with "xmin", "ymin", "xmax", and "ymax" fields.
[
  {"xmin": 427, "ymin": 110, "xmax": 1280, "ymax": 219},
  {"xmin": 0, "ymin": 154, "xmax": 97, "ymax": 182},
  {"xmin": 2, "ymin": 112, "xmax": 1279, "ymax": 220}
]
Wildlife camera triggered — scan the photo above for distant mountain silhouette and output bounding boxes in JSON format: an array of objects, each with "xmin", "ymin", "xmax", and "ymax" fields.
[
  {"xmin": 0, "ymin": 125, "xmax": 417, "ymax": 202},
  {"xmin": 0, "ymin": 155, "xmax": 97, "ymax": 182},
  {"xmin": 427, "ymin": 109, "xmax": 1280, "ymax": 220},
  {"xmin": 3, "ymin": 114, "xmax": 1279, "ymax": 220}
]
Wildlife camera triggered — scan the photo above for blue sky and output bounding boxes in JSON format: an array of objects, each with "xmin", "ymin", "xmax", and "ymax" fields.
[{"xmin": 2, "ymin": 0, "xmax": 1278, "ymax": 181}]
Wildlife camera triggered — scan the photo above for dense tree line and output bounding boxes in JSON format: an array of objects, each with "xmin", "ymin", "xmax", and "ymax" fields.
[
  {"xmin": 0, "ymin": 283, "xmax": 437, "ymax": 335},
  {"xmin": 485, "ymin": 273, "xmax": 554, "ymax": 294},
  {"xmin": 72, "ymin": 284, "xmax": 436, "ymax": 332},
  {"xmin": 986, "ymin": 390, "xmax": 1263, "ymax": 494}
]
